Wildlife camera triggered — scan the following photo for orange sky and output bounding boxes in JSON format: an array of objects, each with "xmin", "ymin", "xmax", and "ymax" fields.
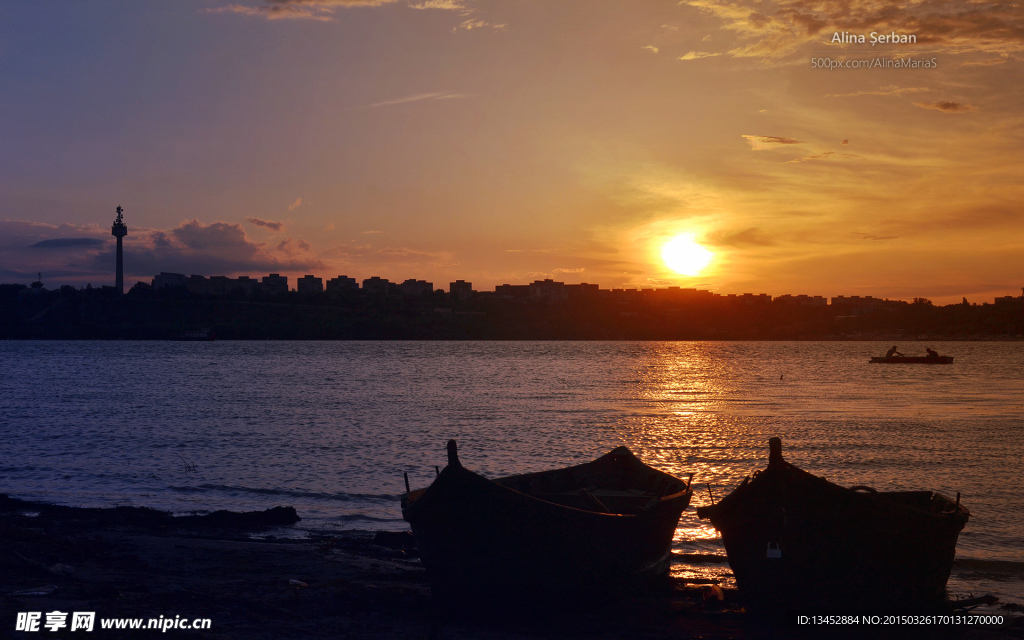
[{"xmin": 2, "ymin": 1, "xmax": 1022, "ymax": 304}]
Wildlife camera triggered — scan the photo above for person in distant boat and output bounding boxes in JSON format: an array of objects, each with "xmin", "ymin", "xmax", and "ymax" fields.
[
  {"xmin": 926, "ymin": 347, "xmax": 939, "ymax": 358},
  {"xmin": 886, "ymin": 345, "xmax": 903, "ymax": 358}
]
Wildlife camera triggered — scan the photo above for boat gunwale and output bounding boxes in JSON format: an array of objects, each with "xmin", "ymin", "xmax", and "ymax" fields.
[{"xmin": 404, "ymin": 446, "xmax": 693, "ymax": 520}]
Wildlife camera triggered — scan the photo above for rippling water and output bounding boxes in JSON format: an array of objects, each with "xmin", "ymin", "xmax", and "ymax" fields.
[{"xmin": 2, "ymin": 341, "xmax": 1022, "ymax": 603}]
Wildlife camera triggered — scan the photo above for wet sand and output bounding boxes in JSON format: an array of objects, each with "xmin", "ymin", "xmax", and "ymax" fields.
[{"xmin": 2, "ymin": 496, "xmax": 1018, "ymax": 639}]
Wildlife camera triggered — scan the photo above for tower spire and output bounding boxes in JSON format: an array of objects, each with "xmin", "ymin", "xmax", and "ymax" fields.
[{"xmin": 111, "ymin": 205, "xmax": 128, "ymax": 295}]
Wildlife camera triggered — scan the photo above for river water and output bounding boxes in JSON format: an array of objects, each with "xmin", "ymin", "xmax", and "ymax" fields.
[{"xmin": 2, "ymin": 340, "xmax": 1021, "ymax": 604}]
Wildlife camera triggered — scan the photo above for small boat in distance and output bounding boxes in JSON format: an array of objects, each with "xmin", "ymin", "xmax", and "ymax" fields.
[
  {"xmin": 870, "ymin": 355, "xmax": 953, "ymax": 364},
  {"xmin": 402, "ymin": 440, "xmax": 693, "ymax": 602},
  {"xmin": 180, "ymin": 328, "xmax": 215, "ymax": 341},
  {"xmin": 697, "ymin": 438, "xmax": 969, "ymax": 613}
]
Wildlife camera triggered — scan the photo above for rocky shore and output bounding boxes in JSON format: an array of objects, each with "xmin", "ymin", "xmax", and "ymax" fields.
[{"xmin": 1, "ymin": 496, "xmax": 1018, "ymax": 639}]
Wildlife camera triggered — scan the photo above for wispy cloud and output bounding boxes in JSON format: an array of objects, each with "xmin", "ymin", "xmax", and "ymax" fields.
[
  {"xmin": 408, "ymin": 0, "xmax": 465, "ymax": 9},
  {"xmin": 914, "ymin": 101, "xmax": 976, "ymax": 113},
  {"xmin": 205, "ymin": 0, "xmax": 398, "ymax": 22},
  {"xmin": 741, "ymin": 134, "xmax": 806, "ymax": 150},
  {"xmin": 287, "ymin": 197, "xmax": 304, "ymax": 211},
  {"xmin": 858, "ymin": 233, "xmax": 901, "ymax": 241},
  {"xmin": 454, "ymin": 18, "xmax": 505, "ymax": 31},
  {"xmin": 407, "ymin": 0, "xmax": 506, "ymax": 31},
  {"xmin": 31, "ymin": 238, "xmax": 105, "ymax": 249},
  {"xmin": 708, "ymin": 227, "xmax": 776, "ymax": 248},
  {"xmin": 356, "ymin": 91, "xmax": 468, "ymax": 109},
  {"xmin": 678, "ymin": 0, "xmax": 1024, "ymax": 61},
  {"xmin": 678, "ymin": 51, "xmax": 721, "ymax": 60},
  {"xmin": 246, "ymin": 217, "xmax": 286, "ymax": 231},
  {"xmin": 786, "ymin": 151, "xmax": 861, "ymax": 164},
  {"xmin": 824, "ymin": 85, "xmax": 931, "ymax": 99},
  {"xmin": 324, "ymin": 242, "xmax": 458, "ymax": 273},
  {"xmin": 642, "ymin": 45, "xmax": 660, "ymax": 54},
  {"xmin": 206, "ymin": 0, "xmax": 507, "ymax": 31}
]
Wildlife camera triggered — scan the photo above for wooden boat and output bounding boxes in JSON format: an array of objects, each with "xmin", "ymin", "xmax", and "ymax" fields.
[
  {"xmin": 870, "ymin": 355, "xmax": 953, "ymax": 364},
  {"xmin": 180, "ymin": 328, "xmax": 215, "ymax": 341},
  {"xmin": 697, "ymin": 438, "xmax": 969, "ymax": 612},
  {"xmin": 402, "ymin": 440, "xmax": 693, "ymax": 601}
]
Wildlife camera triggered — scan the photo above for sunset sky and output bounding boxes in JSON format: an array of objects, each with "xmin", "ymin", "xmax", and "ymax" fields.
[{"xmin": 2, "ymin": 0, "xmax": 1022, "ymax": 304}]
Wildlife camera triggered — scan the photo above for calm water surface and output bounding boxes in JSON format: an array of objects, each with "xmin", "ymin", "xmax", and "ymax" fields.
[{"xmin": 2, "ymin": 341, "xmax": 1022, "ymax": 604}]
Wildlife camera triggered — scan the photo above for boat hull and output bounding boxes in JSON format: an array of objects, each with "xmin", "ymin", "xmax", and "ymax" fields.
[
  {"xmin": 402, "ymin": 442, "xmax": 692, "ymax": 601},
  {"xmin": 697, "ymin": 439, "xmax": 969, "ymax": 613}
]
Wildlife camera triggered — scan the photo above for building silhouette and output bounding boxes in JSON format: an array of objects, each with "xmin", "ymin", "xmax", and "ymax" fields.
[
  {"xmin": 297, "ymin": 275, "xmax": 324, "ymax": 293},
  {"xmin": 362, "ymin": 276, "xmax": 392, "ymax": 295},
  {"xmin": 399, "ymin": 279, "xmax": 433, "ymax": 296},
  {"xmin": 262, "ymin": 273, "xmax": 288, "ymax": 294},
  {"xmin": 326, "ymin": 275, "xmax": 358, "ymax": 295},
  {"xmin": 449, "ymin": 280, "xmax": 474, "ymax": 301}
]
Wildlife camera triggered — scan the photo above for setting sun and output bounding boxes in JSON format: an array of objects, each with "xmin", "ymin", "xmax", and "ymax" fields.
[{"xmin": 662, "ymin": 234, "xmax": 713, "ymax": 276}]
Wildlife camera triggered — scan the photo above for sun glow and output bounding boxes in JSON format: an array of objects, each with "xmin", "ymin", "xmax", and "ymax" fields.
[{"xmin": 662, "ymin": 233, "xmax": 713, "ymax": 276}]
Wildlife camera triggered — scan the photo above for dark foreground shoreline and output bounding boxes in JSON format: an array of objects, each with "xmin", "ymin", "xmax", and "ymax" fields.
[{"xmin": 2, "ymin": 496, "xmax": 1019, "ymax": 639}]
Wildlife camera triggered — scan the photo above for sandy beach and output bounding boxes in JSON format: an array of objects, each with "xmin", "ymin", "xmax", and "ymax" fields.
[{"xmin": 2, "ymin": 495, "xmax": 1019, "ymax": 639}]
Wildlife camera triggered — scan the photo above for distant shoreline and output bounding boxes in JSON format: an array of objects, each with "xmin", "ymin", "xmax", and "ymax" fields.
[{"xmin": 5, "ymin": 282, "xmax": 1023, "ymax": 341}]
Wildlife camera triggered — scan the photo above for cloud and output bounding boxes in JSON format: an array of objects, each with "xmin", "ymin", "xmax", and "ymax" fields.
[
  {"xmin": 914, "ymin": 101, "xmax": 976, "ymax": 113},
  {"xmin": 741, "ymin": 134, "xmax": 806, "ymax": 150},
  {"xmin": 553, "ymin": 267, "xmax": 586, "ymax": 274},
  {"xmin": 356, "ymin": 91, "xmax": 468, "ymax": 109},
  {"xmin": 678, "ymin": 51, "xmax": 722, "ymax": 60},
  {"xmin": 246, "ymin": 217, "xmax": 286, "ymax": 231},
  {"xmin": 31, "ymin": 238, "xmax": 105, "ymax": 249},
  {"xmin": 377, "ymin": 246, "xmax": 449, "ymax": 259},
  {"xmin": 321, "ymin": 240, "xmax": 458, "ymax": 274},
  {"xmin": 454, "ymin": 18, "xmax": 505, "ymax": 31},
  {"xmin": 960, "ymin": 56, "xmax": 1011, "ymax": 67},
  {"xmin": 406, "ymin": 0, "xmax": 506, "ymax": 31},
  {"xmin": 859, "ymin": 233, "xmax": 900, "ymax": 241},
  {"xmin": 841, "ymin": 139, "xmax": 849, "ymax": 145},
  {"xmin": 408, "ymin": 0, "xmax": 465, "ymax": 9},
  {"xmin": 128, "ymin": 219, "xmax": 323, "ymax": 276},
  {"xmin": 0, "ymin": 218, "xmax": 323, "ymax": 287},
  {"xmin": 287, "ymin": 197, "xmax": 304, "ymax": 211},
  {"xmin": 205, "ymin": 0, "xmax": 397, "ymax": 21},
  {"xmin": 642, "ymin": 45, "xmax": 660, "ymax": 54},
  {"xmin": 824, "ymin": 85, "xmax": 931, "ymax": 99},
  {"xmin": 679, "ymin": 0, "xmax": 1024, "ymax": 61},
  {"xmin": 708, "ymin": 227, "xmax": 776, "ymax": 247},
  {"xmin": 787, "ymin": 151, "xmax": 836, "ymax": 163},
  {"xmin": 1, "ymin": 220, "xmax": 108, "ymax": 251},
  {"xmin": 207, "ymin": 0, "xmax": 505, "ymax": 32}
]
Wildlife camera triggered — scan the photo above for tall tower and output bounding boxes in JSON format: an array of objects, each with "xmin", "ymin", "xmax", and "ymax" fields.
[{"xmin": 111, "ymin": 205, "xmax": 128, "ymax": 294}]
